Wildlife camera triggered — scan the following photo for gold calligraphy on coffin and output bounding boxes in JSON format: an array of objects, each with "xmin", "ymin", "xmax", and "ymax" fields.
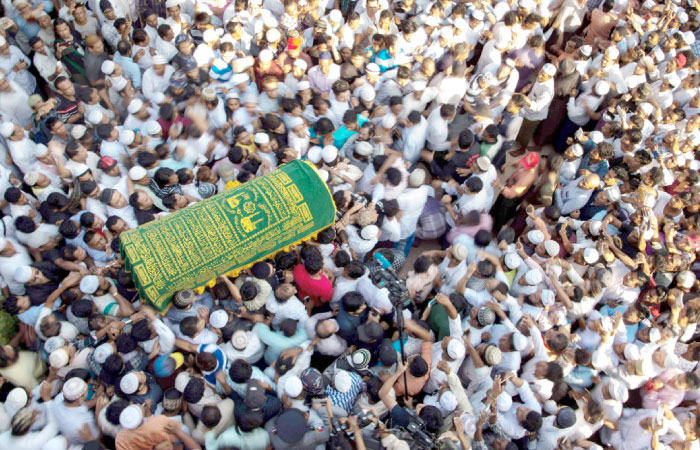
[{"xmin": 120, "ymin": 160, "xmax": 336, "ymax": 311}]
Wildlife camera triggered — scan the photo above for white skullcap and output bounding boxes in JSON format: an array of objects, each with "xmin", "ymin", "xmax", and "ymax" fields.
[
  {"xmin": 682, "ymin": 30, "xmax": 695, "ymax": 44},
  {"xmin": 151, "ymin": 92, "xmax": 166, "ymax": 105},
  {"xmin": 476, "ymin": 156, "xmax": 490, "ymax": 171},
  {"xmin": 543, "ymin": 240, "xmax": 560, "ymax": 257},
  {"xmin": 589, "ymin": 220, "xmax": 602, "ymax": 236},
  {"xmin": 605, "ymin": 186, "xmax": 620, "ymax": 202},
  {"xmin": 209, "ymin": 309, "xmax": 228, "ymax": 328},
  {"xmin": 527, "ymin": 229, "xmax": 545, "ymax": 245},
  {"xmin": 365, "ymin": 63, "xmax": 381, "ymax": 74},
  {"xmin": 120, "ymin": 372, "xmax": 140, "ymax": 394},
  {"xmin": 165, "ymin": 0, "xmax": 182, "ymax": 7},
  {"xmin": 423, "ymin": 16, "xmax": 439, "ymax": 27},
  {"xmin": 293, "ymin": 59, "xmax": 307, "ymax": 70},
  {"xmin": 288, "ymin": 116, "xmax": 304, "ymax": 129},
  {"xmin": 639, "ymin": 102, "xmax": 653, "ymax": 116},
  {"xmin": 446, "ymin": 339, "xmax": 466, "ymax": 360},
  {"xmin": 0, "ymin": 36, "xmax": 5, "ymax": 46},
  {"xmin": 439, "ymin": 391, "xmax": 458, "ymax": 412},
  {"xmin": 49, "ymin": 348, "xmax": 70, "ymax": 368},
  {"xmin": 334, "ymin": 370, "xmax": 352, "ymax": 393},
  {"xmin": 653, "ymin": 46, "xmax": 665, "ymax": 63},
  {"xmin": 127, "ymin": 98, "xmax": 144, "ymax": 115},
  {"xmin": 259, "ymin": 49, "xmax": 273, "ymax": 62},
  {"xmin": 14, "ymin": 265, "xmax": 32, "ymax": 284},
  {"xmin": 678, "ymin": 10, "xmax": 689, "ymax": 23},
  {"xmin": 80, "ymin": 275, "xmax": 99, "ymax": 294},
  {"xmin": 542, "ymin": 63, "xmax": 556, "ymax": 76},
  {"xmin": 284, "ymin": 375, "xmax": 303, "ymax": 397},
  {"xmin": 152, "ymin": 54, "xmax": 167, "ymax": 65},
  {"xmin": 329, "ymin": 9, "xmax": 342, "ymax": 22},
  {"xmin": 439, "ymin": 27, "xmax": 454, "ymax": 39},
  {"xmin": 174, "ymin": 372, "xmax": 191, "ymax": 392},
  {"xmin": 6, "ymin": 388, "xmax": 28, "ymax": 412},
  {"xmin": 524, "ymin": 269, "xmax": 542, "ymax": 285},
  {"xmin": 504, "ymin": 252, "xmax": 522, "ymax": 270},
  {"xmin": 45, "ymin": 336, "xmax": 66, "ymax": 354},
  {"xmin": 360, "ymin": 86, "xmax": 376, "ymax": 102},
  {"xmin": 411, "ymin": 80, "xmax": 427, "ymax": 91},
  {"xmin": 453, "ymin": 18, "xmax": 468, "ymax": 31},
  {"xmin": 541, "ymin": 289, "xmax": 555, "ymax": 307},
  {"xmin": 665, "ymin": 72, "xmax": 681, "ymax": 88},
  {"xmin": 512, "ymin": 332, "xmax": 528, "ymax": 351},
  {"xmin": 577, "ymin": 45, "xmax": 592, "ymax": 57},
  {"xmin": 496, "ymin": 392, "xmax": 512, "ymax": 411},
  {"xmin": 119, "ymin": 404, "xmax": 143, "ymax": 429},
  {"xmin": 231, "ymin": 330, "xmax": 249, "ymax": 350},
  {"xmin": 93, "ymin": 342, "xmax": 114, "ymax": 364},
  {"xmin": 321, "ymin": 145, "xmax": 338, "ymax": 163},
  {"xmin": 145, "ymin": 120, "xmax": 161, "ymax": 135},
  {"xmin": 623, "ymin": 343, "xmax": 640, "ymax": 361},
  {"xmin": 676, "ymin": 270, "xmax": 696, "ymax": 289},
  {"xmin": 318, "ymin": 169, "xmax": 329, "ymax": 182},
  {"xmin": 361, "ymin": 225, "xmax": 379, "ymax": 240},
  {"xmin": 381, "ymin": 114, "xmax": 396, "ymax": 129},
  {"xmin": 23, "ymin": 171, "xmax": 39, "ymax": 186},
  {"xmin": 519, "ymin": 0, "xmax": 536, "ymax": 9},
  {"xmin": 101, "ymin": 60, "xmax": 115, "ymax": 75},
  {"xmin": 471, "ymin": 9, "xmax": 485, "ymax": 20},
  {"xmin": 307, "ymin": 146, "xmax": 322, "ymax": 164},
  {"xmin": 605, "ymin": 46, "xmax": 619, "ymax": 59},
  {"xmin": 254, "ymin": 133, "xmax": 270, "ymax": 145},
  {"xmin": 231, "ymin": 73, "xmax": 250, "ymax": 85},
  {"xmin": 87, "ymin": 109, "xmax": 103, "ymax": 125},
  {"xmin": 570, "ymin": 143, "xmax": 583, "ymax": 157},
  {"xmin": 62, "ymin": 377, "xmax": 87, "ymax": 401},
  {"xmin": 266, "ymin": 28, "xmax": 281, "ymax": 43},
  {"xmin": 583, "ymin": 248, "xmax": 599, "ymax": 264},
  {"xmin": 119, "ymin": 129, "xmax": 136, "ymax": 146},
  {"xmin": 129, "ymin": 166, "xmax": 147, "ymax": 181},
  {"xmin": 202, "ymin": 28, "xmax": 218, "ymax": 43},
  {"xmin": 111, "ymin": 76, "xmax": 128, "ymax": 91},
  {"xmin": 409, "ymin": 168, "xmax": 426, "ymax": 187},
  {"xmin": 297, "ymin": 80, "xmax": 311, "ymax": 90},
  {"xmin": 648, "ymin": 327, "xmax": 661, "ymax": 343},
  {"xmin": 590, "ymin": 130, "xmax": 604, "ymax": 144},
  {"xmin": 608, "ymin": 379, "xmax": 628, "ymax": 402},
  {"xmin": 0, "ymin": 122, "xmax": 14, "ymax": 138},
  {"xmin": 595, "ymin": 80, "xmax": 610, "ymax": 96},
  {"xmin": 451, "ymin": 243, "xmax": 468, "ymax": 261}
]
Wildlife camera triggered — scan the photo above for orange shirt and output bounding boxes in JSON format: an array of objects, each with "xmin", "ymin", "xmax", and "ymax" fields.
[{"xmin": 115, "ymin": 416, "xmax": 174, "ymax": 450}]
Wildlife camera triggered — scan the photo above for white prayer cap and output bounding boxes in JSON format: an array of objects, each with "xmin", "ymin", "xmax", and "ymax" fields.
[
  {"xmin": 595, "ymin": 80, "xmax": 610, "ymax": 96},
  {"xmin": 93, "ymin": 342, "xmax": 114, "ymax": 364},
  {"xmin": 542, "ymin": 63, "xmax": 556, "ymax": 76},
  {"xmin": 120, "ymin": 372, "xmax": 140, "ymax": 394},
  {"xmin": 589, "ymin": 130, "xmax": 604, "ymax": 144},
  {"xmin": 605, "ymin": 186, "xmax": 620, "ymax": 202},
  {"xmin": 504, "ymin": 252, "xmax": 522, "ymax": 270},
  {"xmin": 453, "ymin": 18, "xmax": 468, "ymax": 31},
  {"xmin": 151, "ymin": 92, "xmax": 166, "ymax": 105},
  {"xmin": 298, "ymin": 80, "xmax": 311, "ymax": 90},
  {"xmin": 119, "ymin": 404, "xmax": 143, "ymax": 429},
  {"xmin": 496, "ymin": 392, "xmax": 512, "ymax": 411},
  {"xmin": 23, "ymin": 171, "xmax": 39, "ymax": 186},
  {"xmin": 119, "ymin": 129, "xmax": 136, "ymax": 146},
  {"xmin": 266, "ymin": 28, "xmax": 281, "ymax": 43},
  {"xmin": 231, "ymin": 72, "xmax": 249, "ymax": 84},
  {"xmin": 361, "ymin": 225, "xmax": 379, "ymax": 240},
  {"xmin": 524, "ymin": 269, "xmax": 542, "ymax": 285},
  {"xmin": 423, "ymin": 16, "xmax": 439, "ymax": 27},
  {"xmin": 307, "ymin": 146, "xmax": 322, "ymax": 164},
  {"xmin": 608, "ymin": 379, "xmax": 628, "ymax": 402},
  {"xmin": 439, "ymin": 27, "xmax": 453, "ymax": 39},
  {"xmin": 152, "ymin": 54, "xmax": 167, "ymax": 65},
  {"xmin": 639, "ymin": 102, "xmax": 653, "ymax": 116},
  {"xmin": 544, "ymin": 240, "xmax": 560, "ymax": 257},
  {"xmin": 165, "ymin": 0, "xmax": 182, "ymax": 7},
  {"xmin": 321, "ymin": 145, "xmax": 338, "ymax": 163},
  {"xmin": 334, "ymin": 370, "xmax": 352, "ymax": 393},
  {"xmin": 588, "ymin": 220, "xmax": 603, "ymax": 236},
  {"xmin": 512, "ymin": 332, "xmax": 528, "ymax": 351},
  {"xmin": 409, "ymin": 168, "xmax": 426, "ymax": 187},
  {"xmin": 71, "ymin": 124, "xmax": 87, "ymax": 140},
  {"xmin": 623, "ymin": 343, "xmax": 640, "ymax": 361},
  {"xmin": 45, "ymin": 337, "xmax": 67, "ymax": 355},
  {"xmin": 254, "ymin": 133, "xmax": 270, "ymax": 144},
  {"xmin": 318, "ymin": 169, "xmax": 329, "ymax": 182},
  {"xmin": 583, "ymin": 248, "xmax": 599, "ymax": 264},
  {"xmin": 648, "ymin": 327, "xmax": 661, "ymax": 343},
  {"xmin": 665, "ymin": 72, "xmax": 681, "ymax": 88},
  {"xmin": 62, "ymin": 377, "xmax": 87, "ymax": 401},
  {"xmin": 365, "ymin": 63, "xmax": 381, "ymax": 74},
  {"xmin": 439, "ymin": 391, "xmax": 458, "ymax": 412},
  {"xmin": 676, "ymin": 270, "xmax": 696, "ymax": 289},
  {"xmin": 381, "ymin": 114, "xmax": 396, "ymax": 129},
  {"xmin": 293, "ymin": 59, "xmax": 307, "ymax": 70},
  {"xmin": 446, "ymin": 339, "xmax": 465, "ymax": 360},
  {"xmin": 80, "ymin": 275, "xmax": 99, "ymax": 294},
  {"xmin": 288, "ymin": 116, "xmax": 304, "ymax": 129},
  {"xmin": 111, "ymin": 76, "xmax": 128, "ymax": 91},
  {"xmin": 209, "ymin": 309, "xmax": 229, "ymax": 328},
  {"xmin": 145, "ymin": 120, "xmax": 161, "ymax": 135},
  {"xmin": 527, "ymin": 229, "xmax": 545, "ymax": 245},
  {"xmin": 14, "ymin": 265, "xmax": 32, "ymax": 284},
  {"xmin": 0, "ymin": 122, "xmax": 14, "ymax": 138},
  {"xmin": 579, "ymin": 45, "xmax": 592, "ymax": 56},
  {"xmin": 129, "ymin": 166, "xmax": 147, "ymax": 181},
  {"xmin": 329, "ymin": 9, "xmax": 342, "ymax": 22},
  {"xmin": 360, "ymin": 86, "xmax": 376, "ymax": 102},
  {"xmin": 471, "ymin": 10, "xmax": 485, "ymax": 20},
  {"xmin": 49, "ymin": 348, "xmax": 70, "ymax": 368},
  {"xmin": 259, "ymin": 49, "xmax": 273, "ymax": 62},
  {"xmin": 127, "ymin": 98, "xmax": 144, "ymax": 114},
  {"xmin": 605, "ymin": 46, "xmax": 619, "ymax": 59},
  {"xmin": 570, "ymin": 143, "xmax": 583, "ymax": 157},
  {"xmin": 0, "ymin": 36, "xmax": 6, "ymax": 47},
  {"xmin": 678, "ymin": 10, "xmax": 689, "ymax": 23},
  {"xmin": 682, "ymin": 30, "xmax": 695, "ymax": 44},
  {"xmin": 6, "ymin": 388, "xmax": 28, "ymax": 412},
  {"xmin": 232, "ymin": 330, "xmax": 249, "ymax": 350},
  {"xmin": 203, "ymin": 28, "xmax": 218, "ymax": 43},
  {"xmin": 451, "ymin": 243, "xmax": 468, "ymax": 261},
  {"xmin": 519, "ymin": 0, "xmax": 536, "ymax": 9},
  {"xmin": 101, "ymin": 60, "xmax": 115, "ymax": 75},
  {"xmin": 284, "ymin": 375, "xmax": 303, "ymax": 397},
  {"xmin": 541, "ymin": 289, "xmax": 555, "ymax": 306},
  {"xmin": 87, "ymin": 109, "xmax": 103, "ymax": 125},
  {"xmin": 411, "ymin": 80, "xmax": 427, "ymax": 91},
  {"xmin": 653, "ymin": 46, "xmax": 665, "ymax": 63}
]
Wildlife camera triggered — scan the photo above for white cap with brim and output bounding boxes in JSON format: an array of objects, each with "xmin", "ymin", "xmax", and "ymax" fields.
[{"xmin": 127, "ymin": 98, "xmax": 144, "ymax": 115}]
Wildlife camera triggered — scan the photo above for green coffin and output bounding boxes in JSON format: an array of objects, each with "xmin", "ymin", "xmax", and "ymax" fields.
[{"xmin": 120, "ymin": 160, "xmax": 336, "ymax": 311}]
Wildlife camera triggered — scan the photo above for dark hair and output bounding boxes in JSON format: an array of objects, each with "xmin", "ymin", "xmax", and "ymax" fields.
[
  {"xmin": 180, "ymin": 316, "xmax": 200, "ymax": 337},
  {"xmin": 240, "ymin": 281, "xmax": 259, "ymax": 302},
  {"xmin": 4, "ymin": 187, "xmax": 21, "ymax": 203},
  {"xmin": 409, "ymin": 356, "xmax": 429, "ymax": 377},
  {"xmin": 303, "ymin": 247, "xmax": 323, "ymax": 274},
  {"xmin": 547, "ymin": 332, "xmax": 570, "ymax": 353},
  {"xmin": 103, "ymin": 353, "xmax": 124, "ymax": 375},
  {"xmin": 413, "ymin": 256, "xmax": 431, "ymax": 273},
  {"xmin": 478, "ymin": 260, "xmax": 496, "ymax": 277},
  {"xmin": 115, "ymin": 333, "xmax": 137, "ymax": 353},
  {"xmin": 474, "ymin": 229, "xmax": 491, "ymax": 248},
  {"xmin": 274, "ymin": 251, "xmax": 297, "ymax": 271},
  {"xmin": 183, "ymin": 377, "xmax": 205, "ymax": 403},
  {"xmin": 385, "ymin": 167, "xmax": 402, "ymax": 186},
  {"xmin": 341, "ymin": 291, "xmax": 365, "ymax": 313},
  {"xmin": 229, "ymin": 358, "xmax": 253, "ymax": 383},
  {"xmin": 544, "ymin": 362, "xmax": 564, "ymax": 381},
  {"xmin": 130, "ymin": 319, "xmax": 152, "ymax": 341},
  {"xmin": 15, "ymin": 216, "xmax": 37, "ymax": 234},
  {"xmin": 201, "ymin": 405, "xmax": 222, "ymax": 428},
  {"xmin": 106, "ymin": 399, "xmax": 129, "ymax": 425},
  {"xmin": 523, "ymin": 411, "xmax": 543, "ymax": 432}
]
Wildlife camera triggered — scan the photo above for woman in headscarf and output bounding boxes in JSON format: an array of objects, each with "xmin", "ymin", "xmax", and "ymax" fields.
[{"xmin": 532, "ymin": 58, "xmax": 580, "ymax": 152}]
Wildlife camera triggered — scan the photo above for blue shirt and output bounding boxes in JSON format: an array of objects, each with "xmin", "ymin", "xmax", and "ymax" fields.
[
  {"xmin": 253, "ymin": 323, "xmax": 309, "ymax": 364},
  {"xmin": 113, "ymin": 52, "xmax": 143, "ymax": 89},
  {"xmin": 198, "ymin": 343, "xmax": 227, "ymax": 386},
  {"xmin": 332, "ymin": 115, "xmax": 369, "ymax": 149}
]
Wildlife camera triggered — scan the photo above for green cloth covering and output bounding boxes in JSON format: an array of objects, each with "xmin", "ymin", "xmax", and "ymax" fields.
[
  {"xmin": 427, "ymin": 303, "xmax": 450, "ymax": 341},
  {"xmin": 120, "ymin": 160, "xmax": 336, "ymax": 311}
]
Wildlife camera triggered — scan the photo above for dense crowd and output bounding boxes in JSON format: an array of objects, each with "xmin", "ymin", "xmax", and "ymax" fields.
[{"xmin": 0, "ymin": 0, "xmax": 699, "ymax": 449}]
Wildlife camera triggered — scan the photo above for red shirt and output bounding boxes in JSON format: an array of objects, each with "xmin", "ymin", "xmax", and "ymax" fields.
[
  {"xmin": 292, "ymin": 264, "xmax": 333, "ymax": 306},
  {"xmin": 254, "ymin": 61, "xmax": 285, "ymax": 92}
]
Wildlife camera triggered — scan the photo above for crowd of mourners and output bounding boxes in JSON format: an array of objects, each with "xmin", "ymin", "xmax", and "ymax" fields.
[{"xmin": 0, "ymin": 0, "xmax": 699, "ymax": 449}]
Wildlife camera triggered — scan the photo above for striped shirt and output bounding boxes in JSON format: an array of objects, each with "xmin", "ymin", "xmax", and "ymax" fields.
[{"xmin": 325, "ymin": 371, "xmax": 365, "ymax": 413}]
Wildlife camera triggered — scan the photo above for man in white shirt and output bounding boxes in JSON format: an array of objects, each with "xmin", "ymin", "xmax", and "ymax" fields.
[
  {"xmin": 141, "ymin": 55, "xmax": 175, "ymax": 103},
  {"xmin": 514, "ymin": 63, "xmax": 556, "ymax": 155}
]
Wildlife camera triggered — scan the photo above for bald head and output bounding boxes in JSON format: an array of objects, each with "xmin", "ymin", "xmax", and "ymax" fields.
[{"xmin": 581, "ymin": 174, "xmax": 601, "ymax": 189}]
